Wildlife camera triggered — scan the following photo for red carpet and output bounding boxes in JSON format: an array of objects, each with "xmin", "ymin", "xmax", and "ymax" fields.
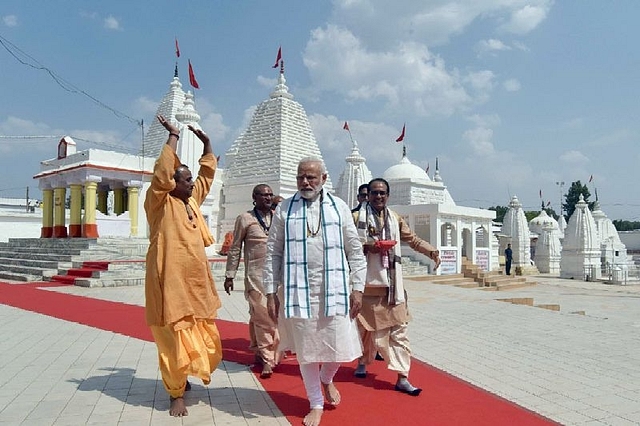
[{"xmin": 0, "ymin": 281, "xmax": 556, "ymax": 425}]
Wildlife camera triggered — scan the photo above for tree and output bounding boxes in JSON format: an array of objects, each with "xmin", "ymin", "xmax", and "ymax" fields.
[
  {"xmin": 563, "ymin": 181, "xmax": 594, "ymax": 220},
  {"xmin": 488, "ymin": 205, "xmax": 508, "ymax": 223}
]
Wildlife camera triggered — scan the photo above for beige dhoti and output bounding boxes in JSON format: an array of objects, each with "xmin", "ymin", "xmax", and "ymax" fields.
[{"xmin": 357, "ymin": 286, "xmax": 412, "ymax": 377}]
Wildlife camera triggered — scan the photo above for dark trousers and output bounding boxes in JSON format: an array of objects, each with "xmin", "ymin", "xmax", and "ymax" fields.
[{"xmin": 505, "ymin": 260, "xmax": 512, "ymax": 275}]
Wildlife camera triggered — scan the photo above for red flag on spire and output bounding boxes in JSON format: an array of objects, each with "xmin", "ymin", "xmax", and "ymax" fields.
[
  {"xmin": 272, "ymin": 46, "xmax": 282, "ymax": 68},
  {"xmin": 546, "ymin": 201, "xmax": 551, "ymax": 207},
  {"xmin": 188, "ymin": 60, "xmax": 199, "ymax": 89},
  {"xmin": 395, "ymin": 124, "xmax": 405, "ymax": 142},
  {"xmin": 589, "ymin": 174, "xmax": 593, "ymax": 183},
  {"xmin": 539, "ymin": 189, "xmax": 542, "ymax": 199},
  {"xmin": 175, "ymin": 38, "xmax": 180, "ymax": 58},
  {"xmin": 425, "ymin": 163, "xmax": 430, "ymax": 175},
  {"xmin": 343, "ymin": 121, "xmax": 350, "ymax": 131}
]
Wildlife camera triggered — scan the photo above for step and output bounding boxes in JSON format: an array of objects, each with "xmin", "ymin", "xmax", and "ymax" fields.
[
  {"xmin": 0, "ymin": 264, "xmax": 58, "ymax": 278},
  {"xmin": 0, "ymin": 271, "xmax": 40, "ymax": 282},
  {"xmin": 0, "ymin": 257, "xmax": 71, "ymax": 270}
]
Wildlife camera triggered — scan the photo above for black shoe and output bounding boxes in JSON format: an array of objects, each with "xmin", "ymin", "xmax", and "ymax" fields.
[
  {"xmin": 185, "ymin": 380, "xmax": 191, "ymax": 391},
  {"xmin": 395, "ymin": 384, "xmax": 422, "ymax": 396},
  {"xmin": 375, "ymin": 352, "xmax": 384, "ymax": 361},
  {"xmin": 354, "ymin": 364, "xmax": 367, "ymax": 378}
]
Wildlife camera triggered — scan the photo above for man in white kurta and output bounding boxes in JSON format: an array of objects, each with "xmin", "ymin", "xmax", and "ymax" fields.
[{"xmin": 264, "ymin": 157, "xmax": 366, "ymax": 426}]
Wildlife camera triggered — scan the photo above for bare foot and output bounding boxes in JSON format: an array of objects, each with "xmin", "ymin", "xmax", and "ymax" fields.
[
  {"xmin": 322, "ymin": 382, "xmax": 341, "ymax": 406},
  {"xmin": 303, "ymin": 408, "xmax": 323, "ymax": 426},
  {"xmin": 169, "ymin": 397, "xmax": 188, "ymax": 417}
]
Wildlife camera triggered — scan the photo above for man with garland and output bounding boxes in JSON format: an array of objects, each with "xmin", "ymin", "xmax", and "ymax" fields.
[
  {"xmin": 224, "ymin": 184, "xmax": 279, "ymax": 378},
  {"xmin": 352, "ymin": 178, "xmax": 441, "ymax": 396},
  {"xmin": 265, "ymin": 157, "xmax": 366, "ymax": 426}
]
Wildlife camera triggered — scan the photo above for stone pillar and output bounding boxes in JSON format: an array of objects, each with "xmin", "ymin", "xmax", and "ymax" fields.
[
  {"xmin": 97, "ymin": 189, "xmax": 108, "ymax": 214},
  {"xmin": 53, "ymin": 186, "xmax": 68, "ymax": 238},
  {"xmin": 40, "ymin": 188, "xmax": 54, "ymax": 238},
  {"xmin": 69, "ymin": 183, "xmax": 83, "ymax": 237},
  {"xmin": 126, "ymin": 181, "xmax": 142, "ymax": 236},
  {"xmin": 113, "ymin": 187, "xmax": 125, "ymax": 215},
  {"xmin": 82, "ymin": 179, "xmax": 100, "ymax": 238}
]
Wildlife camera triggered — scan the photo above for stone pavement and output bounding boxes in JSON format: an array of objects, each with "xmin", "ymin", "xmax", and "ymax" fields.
[{"xmin": 1, "ymin": 274, "xmax": 640, "ymax": 425}]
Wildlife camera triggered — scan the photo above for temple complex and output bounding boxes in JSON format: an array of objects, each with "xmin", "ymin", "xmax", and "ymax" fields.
[{"xmin": 21, "ymin": 62, "xmax": 630, "ymax": 281}]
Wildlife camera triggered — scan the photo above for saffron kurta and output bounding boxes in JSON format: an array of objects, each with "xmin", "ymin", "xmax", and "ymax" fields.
[
  {"xmin": 264, "ymin": 191, "xmax": 366, "ymax": 364},
  {"xmin": 225, "ymin": 210, "xmax": 277, "ymax": 364},
  {"xmin": 144, "ymin": 144, "xmax": 221, "ymax": 326}
]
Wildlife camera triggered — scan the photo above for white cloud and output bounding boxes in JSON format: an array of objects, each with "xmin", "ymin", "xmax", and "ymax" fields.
[
  {"xmin": 303, "ymin": 25, "xmax": 472, "ymax": 117},
  {"xmin": 503, "ymin": 78, "xmax": 521, "ymax": 92},
  {"xmin": 467, "ymin": 114, "xmax": 501, "ymax": 128},
  {"xmin": 476, "ymin": 38, "xmax": 511, "ymax": 56},
  {"xmin": 104, "ymin": 15, "xmax": 122, "ymax": 31},
  {"xmin": 559, "ymin": 150, "xmax": 589, "ymax": 165},
  {"xmin": 257, "ymin": 75, "xmax": 277, "ymax": 89},
  {"xmin": 2, "ymin": 15, "xmax": 18, "ymax": 27},
  {"xmin": 308, "ymin": 113, "xmax": 407, "ymax": 180},
  {"xmin": 330, "ymin": 0, "xmax": 552, "ymax": 47},
  {"xmin": 132, "ymin": 96, "xmax": 159, "ymax": 116},
  {"xmin": 499, "ymin": 3, "xmax": 551, "ymax": 35},
  {"xmin": 190, "ymin": 98, "xmax": 230, "ymax": 144},
  {"xmin": 463, "ymin": 127, "xmax": 495, "ymax": 156}
]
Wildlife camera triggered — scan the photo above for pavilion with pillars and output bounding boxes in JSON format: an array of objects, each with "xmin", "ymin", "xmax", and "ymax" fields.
[{"xmin": 33, "ymin": 136, "xmax": 153, "ymax": 239}]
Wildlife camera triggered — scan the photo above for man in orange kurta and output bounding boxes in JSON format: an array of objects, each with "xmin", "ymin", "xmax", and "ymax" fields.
[{"xmin": 144, "ymin": 114, "xmax": 222, "ymax": 417}]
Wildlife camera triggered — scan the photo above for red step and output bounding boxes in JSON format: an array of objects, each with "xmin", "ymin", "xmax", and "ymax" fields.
[{"xmin": 50, "ymin": 261, "xmax": 111, "ymax": 284}]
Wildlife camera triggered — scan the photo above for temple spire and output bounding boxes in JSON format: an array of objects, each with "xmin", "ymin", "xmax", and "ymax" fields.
[{"xmin": 174, "ymin": 63, "xmax": 178, "ymax": 78}]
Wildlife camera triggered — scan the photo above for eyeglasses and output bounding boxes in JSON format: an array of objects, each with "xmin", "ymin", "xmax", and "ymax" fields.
[{"xmin": 370, "ymin": 190, "xmax": 387, "ymax": 196}]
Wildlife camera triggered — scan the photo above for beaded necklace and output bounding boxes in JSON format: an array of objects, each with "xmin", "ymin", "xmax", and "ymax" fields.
[
  {"xmin": 306, "ymin": 194, "xmax": 323, "ymax": 237},
  {"xmin": 253, "ymin": 207, "xmax": 272, "ymax": 235}
]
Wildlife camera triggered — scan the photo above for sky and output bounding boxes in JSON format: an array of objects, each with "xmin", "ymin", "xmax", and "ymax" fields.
[{"xmin": 1, "ymin": 0, "xmax": 640, "ymax": 220}]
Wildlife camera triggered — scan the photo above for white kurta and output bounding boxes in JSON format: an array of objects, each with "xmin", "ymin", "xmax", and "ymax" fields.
[{"xmin": 265, "ymin": 191, "xmax": 365, "ymax": 364}]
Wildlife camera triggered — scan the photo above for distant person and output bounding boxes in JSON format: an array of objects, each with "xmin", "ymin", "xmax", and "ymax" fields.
[
  {"xmin": 144, "ymin": 115, "xmax": 222, "ymax": 417},
  {"xmin": 505, "ymin": 243, "xmax": 513, "ymax": 275},
  {"xmin": 264, "ymin": 157, "xmax": 366, "ymax": 426},
  {"xmin": 224, "ymin": 184, "xmax": 279, "ymax": 378},
  {"xmin": 351, "ymin": 183, "xmax": 369, "ymax": 213},
  {"xmin": 352, "ymin": 178, "xmax": 441, "ymax": 396}
]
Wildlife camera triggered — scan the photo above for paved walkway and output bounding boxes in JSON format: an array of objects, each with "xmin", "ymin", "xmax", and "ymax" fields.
[{"xmin": 1, "ymin": 274, "xmax": 640, "ymax": 425}]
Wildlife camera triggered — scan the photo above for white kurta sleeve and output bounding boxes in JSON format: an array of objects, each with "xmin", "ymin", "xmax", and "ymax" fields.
[
  {"xmin": 264, "ymin": 203, "xmax": 286, "ymax": 294},
  {"xmin": 340, "ymin": 201, "xmax": 366, "ymax": 292}
]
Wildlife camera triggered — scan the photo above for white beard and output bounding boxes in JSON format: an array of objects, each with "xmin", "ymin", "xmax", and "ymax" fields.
[{"xmin": 300, "ymin": 186, "xmax": 322, "ymax": 200}]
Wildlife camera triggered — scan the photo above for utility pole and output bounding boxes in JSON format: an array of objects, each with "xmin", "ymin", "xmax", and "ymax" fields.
[{"xmin": 555, "ymin": 181, "xmax": 565, "ymax": 217}]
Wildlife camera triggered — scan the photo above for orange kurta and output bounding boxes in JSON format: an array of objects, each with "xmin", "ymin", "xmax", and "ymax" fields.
[{"xmin": 144, "ymin": 144, "xmax": 221, "ymax": 327}]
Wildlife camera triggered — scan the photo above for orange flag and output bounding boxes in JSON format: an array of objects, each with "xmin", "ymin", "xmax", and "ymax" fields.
[
  {"xmin": 188, "ymin": 60, "xmax": 199, "ymax": 89},
  {"xmin": 175, "ymin": 38, "xmax": 180, "ymax": 58}
]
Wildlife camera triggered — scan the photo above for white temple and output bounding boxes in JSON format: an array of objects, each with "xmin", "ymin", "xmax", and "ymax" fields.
[
  {"xmin": 528, "ymin": 209, "xmax": 562, "ymax": 273},
  {"xmin": 335, "ymin": 139, "xmax": 372, "ymax": 209},
  {"xmin": 500, "ymin": 196, "xmax": 538, "ymax": 274},
  {"xmin": 591, "ymin": 200, "xmax": 629, "ymax": 279},
  {"xmin": 560, "ymin": 194, "xmax": 602, "ymax": 280},
  {"xmin": 219, "ymin": 65, "xmax": 332, "ymax": 236}
]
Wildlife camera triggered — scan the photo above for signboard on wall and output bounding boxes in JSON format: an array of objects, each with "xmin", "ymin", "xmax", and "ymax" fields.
[
  {"xmin": 440, "ymin": 249, "xmax": 458, "ymax": 275},
  {"xmin": 475, "ymin": 249, "xmax": 489, "ymax": 271}
]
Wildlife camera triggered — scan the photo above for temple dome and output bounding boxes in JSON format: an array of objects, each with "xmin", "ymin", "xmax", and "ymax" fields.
[{"xmin": 383, "ymin": 156, "xmax": 430, "ymax": 183}]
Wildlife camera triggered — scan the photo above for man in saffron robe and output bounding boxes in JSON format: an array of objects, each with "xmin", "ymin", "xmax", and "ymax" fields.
[
  {"xmin": 353, "ymin": 178, "xmax": 441, "ymax": 396},
  {"xmin": 224, "ymin": 184, "xmax": 278, "ymax": 378},
  {"xmin": 145, "ymin": 114, "xmax": 222, "ymax": 417},
  {"xmin": 265, "ymin": 157, "xmax": 366, "ymax": 426}
]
